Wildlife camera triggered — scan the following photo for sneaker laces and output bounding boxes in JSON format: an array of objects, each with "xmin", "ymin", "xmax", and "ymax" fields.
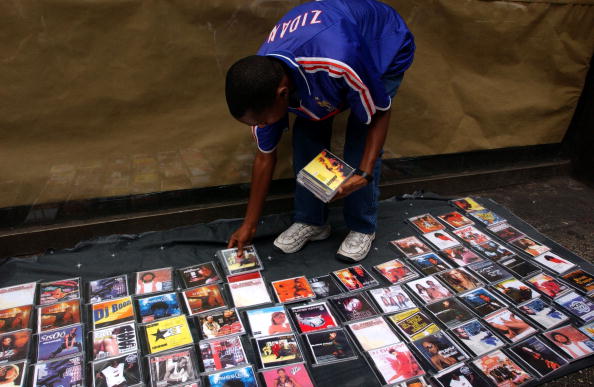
[{"xmin": 346, "ymin": 232, "xmax": 369, "ymax": 248}]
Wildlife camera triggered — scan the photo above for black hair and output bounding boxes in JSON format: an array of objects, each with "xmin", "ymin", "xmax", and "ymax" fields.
[{"xmin": 225, "ymin": 55, "xmax": 286, "ymax": 119}]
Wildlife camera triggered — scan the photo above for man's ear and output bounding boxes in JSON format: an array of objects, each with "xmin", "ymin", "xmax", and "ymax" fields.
[{"xmin": 277, "ymin": 85, "xmax": 289, "ymax": 100}]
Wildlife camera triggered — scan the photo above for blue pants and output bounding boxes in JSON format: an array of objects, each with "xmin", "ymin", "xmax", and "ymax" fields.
[{"xmin": 292, "ymin": 74, "xmax": 403, "ymax": 234}]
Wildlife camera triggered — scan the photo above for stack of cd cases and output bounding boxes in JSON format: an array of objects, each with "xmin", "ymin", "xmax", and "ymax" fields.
[{"xmin": 296, "ymin": 149, "xmax": 354, "ymax": 203}]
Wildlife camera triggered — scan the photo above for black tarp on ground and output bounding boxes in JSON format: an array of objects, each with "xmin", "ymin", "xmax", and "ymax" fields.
[{"xmin": 1, "ymin": 195, "xmax": 593, "ymax": 386}]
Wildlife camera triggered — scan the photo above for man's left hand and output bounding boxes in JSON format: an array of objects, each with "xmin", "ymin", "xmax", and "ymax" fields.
[{"xmin": 331, "ymin": 175, "xmax": 369, "ymax": 201}]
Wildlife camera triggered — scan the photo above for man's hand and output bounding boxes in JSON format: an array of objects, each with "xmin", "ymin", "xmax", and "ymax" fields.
[
  {"xmin": 331, "ymin": 175, "xmax": 369, "ymax": 201},
  {"xmin": 227, "ymin": 222, "xmax": 257, "ymax": 257}
]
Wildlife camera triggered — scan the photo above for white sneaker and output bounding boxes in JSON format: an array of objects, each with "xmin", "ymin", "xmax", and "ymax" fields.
[
  {"xmin": 336, "ymin": 231, "xmax": 375, "ymax": 262},
  {"xmin": 273, "ymin": 222, "xmax": 331, "ymax": 254}
]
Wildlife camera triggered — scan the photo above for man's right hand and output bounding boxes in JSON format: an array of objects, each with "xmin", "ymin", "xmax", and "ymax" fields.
[{"xmin": 227, "ymin": 222, "xmax": 257, "ymax": 257}]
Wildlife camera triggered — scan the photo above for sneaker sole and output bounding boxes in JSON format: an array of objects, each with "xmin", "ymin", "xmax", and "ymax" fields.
[{"xmin": 273, "ymin": 227, "xmax": 331, "ymax": 254}]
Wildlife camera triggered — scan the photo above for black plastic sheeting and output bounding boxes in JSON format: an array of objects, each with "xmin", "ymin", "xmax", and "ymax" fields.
[{"xmin": 1, "ymin": 195, "xmax": 592, "ymax": 386}]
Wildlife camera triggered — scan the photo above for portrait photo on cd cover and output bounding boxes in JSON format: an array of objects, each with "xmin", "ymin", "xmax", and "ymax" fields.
[
  {"xmin": 438, "ymin": 211, "xmax": 474, "ymax": 229},
  {"xmin": 474, "ymin": 240, "xmax": 515, "ymax": 261},
  {"xmin": 199, "ymin": 308, "xmax": 244, "ymax": 339},
  {"xmin": 207, "ymin": 365, "xmax": 257, "ymax": 387},
  {"xmin": 39, "ymin": 299, "xmax": 81, "ymax": 332},
  {"xmin": 488, "ymin": 223, "xmax": 524, "ymax": 242},
  {"xmin": 468, "ymin": 260, "xmax": 511, "ymax": 283},
  {"xmin": 511, "ymin": 237, "xmax": 550, "ymax": 257},
  {"xmin": 36, "ymin": 325, "xmax": 82, "ymax": 362},
  {"xmin": 369, "ymin": 285, "xmax": 416, "ymax": 313},
  {"xmin": 219, "ymin": 245, "xmax": 262, "ymax": 274},
  {"xmin": 272, "ymin": 276, "xmax": 316, "ymax": 303},
  {"xmin": 533, "ymin": 252, "xmax": 575, "ymax": 274},
  {"xmin": 413, "ymin": 331, "xmax": 467, "ymax": 372},
  {"xmin": 410, "ymin": 253, "xmax": 452, "ymax": 276},
  {"xmin": 149, "ymin": 348, "xmax": 198, "ymax": 386},
  {"xmin": 426, "ymin": 298, "xmax": 473, "ymax": 328},
  {"xmin": 437, "ymin": 268, "xmax": 482, "ymax": 293},
  {"xmin": 92, "ymin": 322, "xmax": 138, "ymax": 361},
  {"xmin": 246, "ymin": 305, "xmax": 292, "ymax": 338},
  {"xmin": 406, "ymin": 276, "xmax": 453, "ymax": 304},
  {"xmin": 0, "ymin": 329, "xmax": 31, "ymax": 364},
  {"xmin": 409, "ymin": 213, "xmax": 445, "ymax": 233},
  {"xmin": 423, "ymin": 230, "xmax": 460, "ymax": 250},
  {"xmin": 562, "ymin": 269, "xmax": 594, "ymax": 293},
  {"xmin": 484, "ymin": 309, "xmax": 537, "ymax": 343},
  {"xmin": 500, "ymin": 257, "xmax": 540, "ymax": 278},
  {"xmin": 434, "ymin": 363, "xmax": 490, "ymax": 387},
  {"xmin": 544, "ymin": 324, "xmax": 594, "ymax": 360},
  {"xmin": 527, "ymin": 273, "xmax": 568, "ymax": 299},
  {"xmin": 510, "ymin": 336, "xmax": 568, "ymax": 377},
  {"xmin": 468, "ymin": 209, "xmax": 505, "ymax": 227},
  {"xmin": 199, "ymin": 336, "xmax": 246, "ymax": 372},
  {"xmin": 88, "ymin": 275, "xmax": 129, "ymax": 303},
  {"xmin": 450, "ymin": 319, "xmax": 505, "ymax": 357},
  {"xmin": 459, "ymin": 288, "xmax": 506, "ymax": 317},
  {"xmin": 519, "ymin": 298, "xmax": 569, "ymax": 329},
  {"xmin": 39, "ymin": 278, "xmax": 80, "ymax": 306},
  {"xmin": 374, "ymin": 259, "xmax": 418, "ymax": 284},
  {"xmin": 35, "ymin": 355, "xmax": 84, "ymax": 387},
  {"xmin": 94, "ymin": 353, "xmax": 141, "ymax": 387},
  {"xmin": 91, "ymin": 296, "xmax": 134, "ymax": 329},
  {"xmin": 390, "ymin": 236, "xmax": 432, "ymax": 258},
  {"xmin": 348, "ymin": 317, "xmax": 400, "ymax": 351},
  {"xmin": 260, "ymin": 363, "xmax": 315, "ymax": 387},
  {"xmin": 0, "ymin": 305, "xmax": 32, "ymax": 334},
  {"xmin": 367, "ymin": 342, "xmax": 425, "ymax": 384},
  {"xmin": 138, "ymin": 293, "xmax": 182, "ymax": 323},
  {"xmin": 182, "ymin": 284, "xmax": 226, "ymax": 316},
  {"xmin": 452, "ymin": 226, "xmax": 490, "ymax": 246},
  {"xmin": 493, "ymin": 278, "xmax": 538, "ymax": 304},
  {"xmin": 441, "ymin": 246, "xmax": 483, "ymax": 266},
  {"xmin": 179, "ymin": 262, "xmax": 221, "ymax": 287},
  {"xmin": 291, "ymin": 302, "xmax": 338, "ymax": 333},
  {"xmin": 472, "ymin": 350, "xmax": 532, "ymax": 387},
  {"xmin": 256, "ymin": 334, "xmax": 303, "ymax": 368},
  {"xmin": 333, "ymin": 265, "xmax": 378, "ymax": 291},
  {"xmin": 329, "ymin": 294, "xmax": 376, "ymax": 321},
  {"xmin": 306, "ymin": 329, "xmax": 356, "ymax": 364},
  {"xmin": 308, "ymin": 275, "xmax": 342, "ymax": 298},
  {"xmin": 0, "ymin": 361, "xmax": 26, "ymax": 387},
  {"xmin": 135, "ymin": 267, "xmax": 173, "ymax": 295}
]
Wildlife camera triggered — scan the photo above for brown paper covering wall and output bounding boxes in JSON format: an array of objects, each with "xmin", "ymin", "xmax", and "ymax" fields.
[{"xmin": 0, "ymin": 0, "xmax": 592, "ymax": 207}]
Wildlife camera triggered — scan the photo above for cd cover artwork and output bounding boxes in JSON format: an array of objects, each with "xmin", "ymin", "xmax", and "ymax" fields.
[
  {"xmin": 37, "ymin": 325, "xmax": 82, "ymax": 362},
  {"xmin": 488, "ymin": 223, "xmax": 524, "ymax": 243},
  {"xmin": 394, "ymin": 310, "xmax": 440, "ymax": 341},
  {"xmin": 91, "ymin": 296, "xmax": 135, "ymax": 329},
  {"xmin": 511, "ymin": 237, "xmax": 550, "ymax": 257},
  {"xmin": 472, "ymin": 350, "xmax": 533, "ymax": 387},
  {"xmin": 450, "ymin": 319, "xmax": 505, "ymax": 357},
  {"xmin": 290, "ymin": 302, "xmax": 338, "ymax": 333},
  {"xmin": 484, "ymin": 309, "xmax": 537, "ymax": 343},
  {"xmin": 554, "ymin": 291, "xmax": 594, "ymax": 322},
  {"xmin": 0, "ymin": 305, "xmax": 32, "ymax": 334},
  {"xmin": 255, "ymin": 334, "xmax": 303, "ymax": 368},
  {"xmin": 468, "ymin": 209, "xmax": 505, "ymax": 227},
  {"xmin": 493, "ymin": 278, "xmax": 538, "ymax": 304},
  {"xmin": 500, "ymin": 257, "xmax": 540, "ymax": 278},
  {"xmin": 468, "ymin": 260, "xmax": 512, "ymax": 283},
  {"xmin": 198, "ymin": 308, "xmax": 245, "ymax": 339},
  {"xmin": 246, "ymin": 306, "xmax": 292, "ymax": 338},
  {"xmin": 0, "ymin": 282, "xmax": 37, "ymax": 309},
  {"xmin": 329, "ymin": 294, "xmax": 377, "ymax": 322},
  {"xmin": 92, "ymin": 322, "xmax": 138, "ymax": 361},
  {"xmin": 218, "ymin": 245, "xmax": 263, "ymax": 275},
  {"xmin": 533, "ymin": 252, "xmax": 575, "ymax": 274},
  {"xmin": 182, "ymin": 284, "xmax": 226, "ymax": 316},
  {"xmin": 390, "ymin": 236, "xmax": 433, "ymax": 258},
  {"xmin": 580, "ymin": 322, "xmax": 594, "ymax": 340},
  {"xmin": 562, "ymin": 269, "xmax": 594, "ymax": 294},
  {"xmin": 369, "ymin": 286, "xmax": 417, "ymax": 314},
  {"xmin": 0, "ymin": 361, "xmax": 26, "ymax": 387},
  {"xmin": 434, "ymin": 363, "xmax": 490, "ymax": 387},
  {"xmin": 308, "ymin": 275, "xmax": 342, "ymax": 298},
  {"xmin": 260, "ymin": 363, "xmax": 315, "ymax": 387},
  {"xmin": 178, "ymin": 262, "xmax": 222, "ymax": 288},
  {"xmin": 38, "ymin": 299, "xmax": 81, "ymax": 332},
  {"xmin": 452, "ymin": 226, "xmax": 491, "ymax": 246},
  {"xmin": 409, "ymin": 213, "xmax": 445, "ymax": 233},
  {"xmin": 510, "ymin": 336, "xmax": 568, "ymax": 377},
  {"xmin": 347, "ymin": 317, "xmax": 400, "ymax": 351},
  {"xmin": 426, "ymin": 298, "xmax": 473, "ymax": 328},
  {"xmin": 148, "ymin": 347, "xmax": 199, "ymax": 386},
  {"xmin": 474, "ymin": 241, "xmax": 515, "ymax": 261},
  {"xmin": 544, "ymin": 324, "xmax": 594, "ymax": 360},
  {"xmin": 138, "ymin": 292, "xmax": 182, "ymax": 323},
  {"xmin": 207, "ymin": 365, "xmax": 258, "ymax": 387},
  {"xmin": 527, "ymin": 273, "xmax": 568, "ymax": 299},
  {"xmin": 518, "ymin": 298, "xmax": 569, "ymax": 329},
  {"xmin": 88, "ymin": 276, "xmax": 129, "ymax": 304},
  {"xmin": 305, "ymin": 329, "xmax": 356, "ymax": 364},
  {"xmin": 406, "ymin": 276, "xmax": 453, "ymax": 304},
  {"xmin": 333, "ymin": 265, "xmax": 378, "ymax": 291},
  {"xmin": 272, "ymin": 276, "xmax": 316, "ymax": 303},
  {"xmin": 459, "ymin": 288, "xmax": 506, "ymax": 318},
  {"xmin": 199, "ymin": 336, "xmax": 247, "ymax": 372},
  {"xmin": 410, "ymin": 253, "xmax": 452, "ymax": 276},
  {"xmin": 135, "ymin": 267, "xmax": 174, "ymax": 295},
  {"xmin": 367, "ymin": 342, "xmax": 425, "ymax": 384},
  {"xmin": 39, "ymin": 278, "xmax": 80, "ymax": 306},
  {"xmin": 423, "ymin": 231, "xmax": 460, "ymax": 250},
  {"xmin": 412, "ymin": 331, "xmax": 468, "ymax": 372},
  {"xmin": 34, "ymin": 355, "xmax": 84, "ymax": 387},
  {"xmin": 298, "ymin": 149, "xmax": 355, "ymax": 202},
  {"xmin": 93, "ymin": 353, "xmax": 141, "ymax": 387},
  {"xmin": 437, "ymin": 268, "xmax": 482, "ymax": 294},
  {"xmin": 438, "ymin": 211, "xmax": 474, "ymax": 229},
  {"xmin": 374, "ymin": 259, "xmax": 419, "ymax": 284},
  {"xmin": 0, "ymin": 329, "xmax": 31, "ymax": 364},
  {"xmin": 441, "ymin": 246, "xmax": 483, "ymax": 267},
  {"xmin": 227, "ymin": 271, "xmax": 272, "ymax": 309},
  {"xmin": 451, "ymin": 197, "xmax": 484, "ymax": 212},
  {"xmin": 145, "ymin": 315, "xmax": 194, "ymax": 354},
  {"xmin": 398, "ymin": 376, "xmax": 429, "ymax": 387}
]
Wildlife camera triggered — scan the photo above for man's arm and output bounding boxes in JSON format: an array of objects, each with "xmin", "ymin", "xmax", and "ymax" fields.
[{"xmin": 227, "ymin": 149, "xmax": 277, "ymax": 254}]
